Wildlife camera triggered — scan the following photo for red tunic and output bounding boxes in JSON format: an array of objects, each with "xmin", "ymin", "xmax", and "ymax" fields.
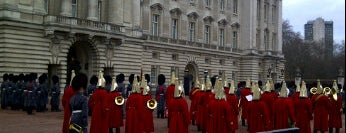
[
  {"xmin": 125, "ymin": 93, "xmax": 142, "ymax": 133},
  {"xmin": 89, "ymin": 88, "xmax": 110, "ymax": 133},
  {"xmin": 207, "ymin": 99, "xmax": 233, "ymax": 133},
  {"xmin": 201, "ymin": 91, "xmax": 214, "ymax": 131},
  {"xmin": 292, "ymin": 92, "xmax": 300, "ymax": 103},
  {"xmin": 294, "ymin": 98, "xmax": 313, "ymax": 133},
  {"xmin": 108, "ymin": 91, "xmax": 123, "ymax": 128},
  {"xmin": 311, "ymin": 94, "xmax": 332, "ymax": 131},
  {"xmin": 261, "ymin": 92, "xmax": 277, "ymax": 130},
  {"xmin": 61, "ymin": 86, "xmax": 77, "ymax": 133},
  {"xmin": 168, "ymin": 97, "xmax": 190, "ymax": 133},
  {"xmin": 246, "ymin": 100, "xmax": 270, "ymax": 133},
  {"xmin": 240, "ymin": 88, "xmax": 252, "ymax": 120},
  {"xmin": 328, "ymin": 95, "xmax": 342, "ymax": 128},
  {"xmin": 272, "ymin": 98, "xmax": 296, "ymax": 130},
  {"xmin": 165, "ymin": 85, "xmax": 175, "ymax": 108},
  {"xmin": 138, "ymin": 94, "xmax": 154, "ymax": 133},
  {"xmin": 224, "ymin": 87, "xmax": 230, "ymax": 95},
  {"xmin": 189, "ymin": 88, "xmax": 199, "ymax": 122},
  {"xmin": 195, "ymin": 91, "xmax": 204, "ymax": 126},
  {"xmin": 226, "ymin": 94, "xmax": 239, "ymax": 132}
]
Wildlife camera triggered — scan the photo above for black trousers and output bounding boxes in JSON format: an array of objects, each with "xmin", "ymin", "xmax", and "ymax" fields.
[{"xmin": 329, "ymin": 127, "xmax": 340, "ymax": 133}]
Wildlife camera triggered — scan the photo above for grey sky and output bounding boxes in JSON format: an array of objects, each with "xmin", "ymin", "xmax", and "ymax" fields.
[{"xmin": 283, "ymin": 0, "xmax": 345, "ymax": 44}]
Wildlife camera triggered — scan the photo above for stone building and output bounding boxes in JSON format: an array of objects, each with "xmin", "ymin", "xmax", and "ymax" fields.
[{"xmin": 0, "ymin": 0, "xmax": 285, "ymax": 90}]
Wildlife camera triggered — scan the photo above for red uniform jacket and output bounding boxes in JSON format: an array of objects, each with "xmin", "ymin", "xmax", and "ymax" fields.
[
  {"xmin": 89, "ymin": 88, "xmax": 109, "ymax": 133},
  {"xmin": 125, "ymin": 93, "xmax": 142, "ymax": 133},
  {"xmin": 165, "ymin": 85, "xmax": 175, "ymax": 108},
  {"xmin": 61, "ymin": 86, "xmax": 77, "ymax": 133},
  {"xmin": 108, "ymin": 91, "xmax": 123, "ymax": 128},
  {"xmin": 195, "ymin": 91, "xmax": 204, "ymax": 126},
  {"xmin": 272, "ymin": 98, "xmax": 296, "ymax": 130},
  {"xmin": 246, "ymin": 100, "xmax": 270, "ymax": 133},
  {"xmin": 240, "ymin": 88, "xmax": 252, "ymax": 119},
  {"xmin": 224, "ymin": 87, "xmax": 230, "ymax": 95},
  {"xmin": 207, "ymin": 99, "xmax": 233, "ymax": 133},
  {"xmin": 294, "ymin": 98, "xmax": 313, "ymax": 133},
  {"xmin": 226, "ymin": 94, "xmax": 239, "ymax": 132},
  {"xmin": 292, "ymin": 92, "xmax": 300, "ymax": 103},
  {"xmin": 168, "ymin": 97, "xmax": 190, "ymax": 133},
  {"xmin": 311, "ymin": 94, "xmax": 332, "ymax": 131},
  {"xmin": 139, "ymin": 94, "xmax": 154, "ymax": 133},
  {"xmin": 328, "ymin": 95, "xmax": 342, "ymax": 128},
  {"xmin": 201, "ymin": 91, "xmax": 214, "ymax": 131},
  {"xmin": 189, "ymin": 88, "xmax": 199, "ymax": 121},
  {"xmin": 261, "ymin": 91, "xmax": 277, "ymax": 130}
]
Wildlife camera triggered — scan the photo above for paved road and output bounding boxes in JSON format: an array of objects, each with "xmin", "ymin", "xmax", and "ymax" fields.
[{"xmin": 0, "ymin": 99, "xmax": 344, "ymax": 133}]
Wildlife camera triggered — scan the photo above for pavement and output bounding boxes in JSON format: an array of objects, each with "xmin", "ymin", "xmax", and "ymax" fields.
[{"xmin": 0, "ymin": 98, "xmax": 344, "ymax": 133}]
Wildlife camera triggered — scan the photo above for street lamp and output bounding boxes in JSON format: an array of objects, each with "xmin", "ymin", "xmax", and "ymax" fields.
[
  {"xmin": 267, "ymin": 66, "xmax": 272, "ymax": 78},
  {"xmin": 279, "ymin": 69, "xmax": 285, "ymax": 80},
  {"xmin": 337, "ymin": 68, "xmax": 344, "ymax": 88},
  {"xmin": 295, "ymin": 68, "xmax": 302, "ymax": 85}
]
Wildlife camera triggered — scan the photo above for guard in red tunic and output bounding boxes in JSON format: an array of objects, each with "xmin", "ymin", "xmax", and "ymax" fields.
[
  {"xmin": 165, "ymin": 71, "xmax": 176, "ymax": 127},
  {"xmin": 328, "ymin": 81, "xmax": 342, "ymax": 133},
  {"xmin": 61, "ymin": 70, "xmax": 77, "ymax": 133},
  {"xmin": 189, "ymin": 78, "xmax": 201, "ymax": 125},
  {"xmin": 89, "ymin": 71, "xmax": 110, "ymax": 133},
  {"xmin": 200, "ymin": 75, "xmax": 214, "ymax": 133},
  {"xmin": 138, "ymin": 75, "xmax": 154, "ymax": 133},
  {"xmin": 292, "ymin": 82, "xmax": 301, "ymax": 103},
  {"xmin": 194, "ymin": 80, "xmax": 205, "ymax": 131},
  {"xmin": 168, "ymin": 78, "xmax": 190, "ymax": 133},
  {"xmin": 311, "ymin": 80, "xmax": 332, "ymax": 133},
  {"xmin": 272, "ymin": 81, "xmax": 296, "ymax": 130},
  {"xmin": 226, "ymin": 80, "xmax": 239, "ymax": 133},
  {"xmin": 260, "ymin": 79, "xmax": 277, "ymax": 130},
  {"xmin": 208, "ymin": 78, "xmax": 234, "ymax": 133},
  {"xmin": 125, "ymin": 75, "xmax": 143, "ymax": 133},
  {"xmin": 240, "ymin": 79, "xmax": 252, "ymax": 126},
  {"xmin": 246, "ymin": 82, "xmax": 270, "ymax": 133},
  {"xmin": 108, "ymin": 77, "xmax": 123, "ymax": 133},
  {"xmin": 294, "ymin": 81, "xmax": 313, "ymax": 133}
]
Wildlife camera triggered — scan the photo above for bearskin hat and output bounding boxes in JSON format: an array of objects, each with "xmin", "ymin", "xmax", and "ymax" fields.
[
  {"xmin": 129, "ymin": 74, "xmax": 135, "ymax": 84},
  {"xmin": 211, "ymin": 75, "xmax": 218, "ymax": 87},
  {"xmin": 19, "ymin": 73, "xmax": 24, "ymax": 81},
  {"xmin": 116, "ymin": 73, "xmax": 125, "ymax": 83},
  {"xmin": 2, "ymin": 73, "xmax": 8, "ymax": 81},
  {"xmin": 39, "ymin": 74, "xmax": 46, "ymax": 84},
  {"xmin": 52, "ymin": 75, "xmax": 59, "ymax": 84},
  {"xmin": 72, "ymin": 73, "xmax": 88, "ymax": 91},
  {"xmin": 89, "ymin": 75, "xmax": 98, "ymax": 85},
  {"xmin": 8, "ymin": 74, "xmax": 14, "ymax": 81},
  {"xmin": 145, "ymin": 74, "xmax": 150, "ymax": 83},
  {"xmin": 158, "ymin": 74, "xmax": 166, "ymax": 86},
  {"xmin": 104, "ymin": 75, "xmax": 112, "ymax": 85},
  {"xmin": 41, "ymin": 73, "xmax": 48, "ymax": 80},
  {"xmin": 13, "ymin": 75, "xmax": 19, "ymax": 83},
  {"xmin": 24, "ymin": 74, "xmax": 30, "ymax": 82}
]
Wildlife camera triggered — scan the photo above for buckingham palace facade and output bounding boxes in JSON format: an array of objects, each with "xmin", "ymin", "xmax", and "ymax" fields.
[{"xmin": 0, "ymin": 0, "xmax": 285, "ymax": 88}]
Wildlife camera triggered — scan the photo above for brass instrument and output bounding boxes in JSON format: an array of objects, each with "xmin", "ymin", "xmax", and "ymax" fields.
[
  {"xmin": 146, "ymin": 99, "xmax": 157, "ymax": 109},
  {"xmin": 310, "ymin": 87, "xmax": 317, "ymax": 95},
  {"xmin": 323, "ymin": 87, "xmax": 331, "ymax": 95},
  {"xmin": 69, "ymin": 123, "xmax": 83, "ymax": 133},
  {"xmin": 114, "ymin": 96, "xmax": 124, "ymax": 105}
]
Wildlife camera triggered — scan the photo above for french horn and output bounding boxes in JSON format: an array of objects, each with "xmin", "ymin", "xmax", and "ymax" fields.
[
  {"xmin": 323, "ymin": 87, "xmax": 331, "ymax": 95},
  {"xmin": 310, "ymin": 87, "xmax": 317, "ymax": 95},
  {"xmin": 146, "ymin": 99, "xmax": 157, "ymax": 110},
  {"xmin": 114, "ymin": 96, "xmax": 124, "ymax": 105}
]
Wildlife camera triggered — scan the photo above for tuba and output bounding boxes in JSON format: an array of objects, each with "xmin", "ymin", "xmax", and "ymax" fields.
[
  {"xmin": 146, "ymin": 99, "xmax": 157, "ymax": 110},
  {"xmin": 323, "ymin": 87, "xmax": 331, "ymax": 95},
  {"xmin": 310, "ymin": 87, "xmax": 317, "ymax": 95},
  {"xmin": 114, "ymin": 96, "xmax": 124, "ymax": 105}
]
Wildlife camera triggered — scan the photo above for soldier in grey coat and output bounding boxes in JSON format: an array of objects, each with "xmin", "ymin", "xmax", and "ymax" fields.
[
  {"xmin": 50, "ymin": 75, "xmax": 60, "ymax": 112},
  {"xmin": 1, "ymin": 73, "xmax": 9, "ymax": 109}
]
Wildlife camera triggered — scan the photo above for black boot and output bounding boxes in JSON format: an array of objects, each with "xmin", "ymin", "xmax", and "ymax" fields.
[{"xmin": 242, "ymin": 119, "xmax": 246, "ymax": 126}]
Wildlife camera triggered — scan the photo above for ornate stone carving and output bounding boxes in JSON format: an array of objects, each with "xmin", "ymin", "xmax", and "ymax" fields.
[{"xmin": 49, "ymin": 35, "xmax": 62, "ymax": 64}]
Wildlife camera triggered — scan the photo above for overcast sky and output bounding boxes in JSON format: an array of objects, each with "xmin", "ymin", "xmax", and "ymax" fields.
[{"xmin": 282, "ymin": 0, "xmax": 345, "ymax": 44}]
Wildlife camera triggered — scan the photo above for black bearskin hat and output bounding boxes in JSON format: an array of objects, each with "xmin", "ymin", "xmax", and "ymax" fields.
[
  {"xmin": 13, "ymin": 75, "xmax": 19, "ymax": 83},
  {"xmin": 8, "ymin": 74, "xmax": 14, "ymax": 81},
  {"xmin": 145, "ymin": 74, "xmax": 150, "ymax": 83},
  {"xmin": 105, "ymin": 75, "xmax": 112, "ymax": 85},
  {"xmin": 89, "ymin": 75, "xmax": 98, "ymax": 85},
  {"xmin": 52, "ymin": 75, "xmax": 59, "ymax": 84},
  {"xmin": 24, "ymin": 74, "xmax": 30, "ymax": 82},
  {"xmin": 2, "ymin": 73, "xmax": 8, "ymax": 81},
  {"xmin": 129, "ymin": 74, "xmax": 135, "ymax": 84},
  {"xmin": 158, "ymin": 74, "xmax": 166, "ymax": 86},
  {"xmin": 72, "ymin": 73, "xmax": 88, "ymax": 91},
  {"xmin": 39, "ymin": 74, "xmax": 46, "ymax": 84},
  {"xmin": 211, "ymin": 75, "xmax": 218, "ymax": 87},
  {"xmin": 19, "ymin": 73, "xmax": 24, "ymax": 81},
  {"xmin": 116, "ymin": 73, "xmax": 125, "ymax": 83}
]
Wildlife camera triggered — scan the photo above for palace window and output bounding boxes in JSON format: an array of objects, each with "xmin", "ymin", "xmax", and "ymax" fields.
[
  {"xmin": 233, "ymin": 0, "xmax": 238, "ymax": 14},
  {"xmin": 72, "ymin": 0, "xmax": 77, "ymax": 17},
  {"xmin": 172, "ymin": 54, "xmax": 178, "ymax": 61},
  {"xmin": 205, "ymin": 25, "xmax": 210, "ymax": 44},
  {"xmin": 44, "ymin": 0, "xmax": 49, "ymax": 13},
  {"xmin": 232, "ymin": 31, "xmax": 238, "ymax": 48},
  {"xmin": 219, "ymin": 29, "xmax": 225, "ymax": 46},
  {"xmin": 189, "ymin": 22, "xmax": 195, "ymax": 42},
  {"xmin": 205, "ymin": 0, "xmax": 211, "ymax": 7},
  {"xmin": 98, "ymin": 1, "xmax": 102, "ymax": 21},
  {"xmin": 152, "ymin": 15, "xmax": 159, "ymax": 36},
  {"xmin": 172, "ymin": 19, "xmax": 178, "ymax": 39},
  {"xmin": 220, "ymin": 0, "xmax": 225, "ymax": 11},
  {"xmin": 151, "ymin": 66, "xmax": 159, "ymax": 85}
]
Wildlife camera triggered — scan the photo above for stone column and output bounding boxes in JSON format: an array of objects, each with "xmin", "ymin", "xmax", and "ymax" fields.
[
  {"xmin": 87, "ymin": 0, "xmax": 98, "ymax": 21},
  {"xmin": 132, "ymin": 0, "xmax": 141, "ymax": 28},
  {"xmin": 60, "ymin": 0, "xmax": 72, "ymax": 17},
  {"xmin": 260, "ymin": 0, "xmax": 265, "ymax": 51},
  {"xmin": 108, "ymin": 0, "xmax": 123, "ymax": 25},
  {"xmin": 277, "ymin": 0, "xmax": 282, "ymax": 53}
]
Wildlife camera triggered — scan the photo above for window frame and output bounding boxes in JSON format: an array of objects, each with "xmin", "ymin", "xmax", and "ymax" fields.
[
  {"xmin": 172, "ymin": 19, "xmax": 179, "ymax": 39},
  {"xmin": 205, "ymin": 25, "xmax": 211, "ymax": 44},
  {"xmin": 189, "ymin": 22, "xmax": 196, "ymax": 42},
  {"xmin": 72, "ymin": 0, "xmax": 78, "ymax": 17},
  {"xmin": 232, "ymin": 31, "xmax": 238, "ymax": 48},
  {"xmin": 152, "ymin": 14, "xmax": 160, "ymax": 36}
]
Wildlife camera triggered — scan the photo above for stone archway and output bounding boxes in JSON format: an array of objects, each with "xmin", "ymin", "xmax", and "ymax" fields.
[
  {"xmin": 184, "ymin": 62, "xmax": 198, "ymax": 95},
  {"xmin": 66, "ymin": 41, "xmax": 98, "ymax": 84}
]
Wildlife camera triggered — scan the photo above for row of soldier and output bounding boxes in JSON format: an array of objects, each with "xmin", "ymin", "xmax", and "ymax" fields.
[{"xmin": 1, "ymin": 73, "xmax": 61, "ymax": 114}]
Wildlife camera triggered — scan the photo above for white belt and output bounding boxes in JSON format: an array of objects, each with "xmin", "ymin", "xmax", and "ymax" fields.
[
  {"xmin": 13, "ymin": 90, "xmax": 16, "ymax": 92},
  {"xmin": 52, "ymin": 92, "xmax": 56, "ymax": 94},
  {"xmin": 160, "ymin": 94, "xmax": 164, "ymax": 96},
  {"xmin": 72, "ymin": 110, "xmax": 82, "ymax": 113},
  {"xmin": 28, "ymin": 91, "xmax": 33, "ymax": 93},
  {"xmin": 2, "ymin": 89, "xmax": 6, "ymax": 90}
]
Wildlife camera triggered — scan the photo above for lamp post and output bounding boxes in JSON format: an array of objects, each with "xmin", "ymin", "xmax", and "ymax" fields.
[
  {"xmin": 279, "ymin": 69, "xmax": 285, "ymax": 80},
  {"xmin": 295, "ymin": 68, "xmax": 302, "ymax": 85},
  {"xmin": 337, "ymin": 68, "xmax": 344, "ymax": 88},
  {"xmin": 204, "ymin": 70, "xmax": 208, "ymax": 83},
  {"xmin": 267, "ymin": 66, "xmax": 272, "ymax": 79}
]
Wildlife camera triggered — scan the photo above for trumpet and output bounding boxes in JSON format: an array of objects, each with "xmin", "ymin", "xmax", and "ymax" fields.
[
  {"xmin": 114, "ymin": 96, "xmax": 124, "ymax": 105},
  {"xmin": 323, "ymin": 87, "xmax": 331, "ymax": 95},
  {"xmin": 310, "ymin": 87, "xmax": 317, "ymax": 95},
  {"xmin": 146, "ymin": 99, "xmax": 157, "ymax": 110}
]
